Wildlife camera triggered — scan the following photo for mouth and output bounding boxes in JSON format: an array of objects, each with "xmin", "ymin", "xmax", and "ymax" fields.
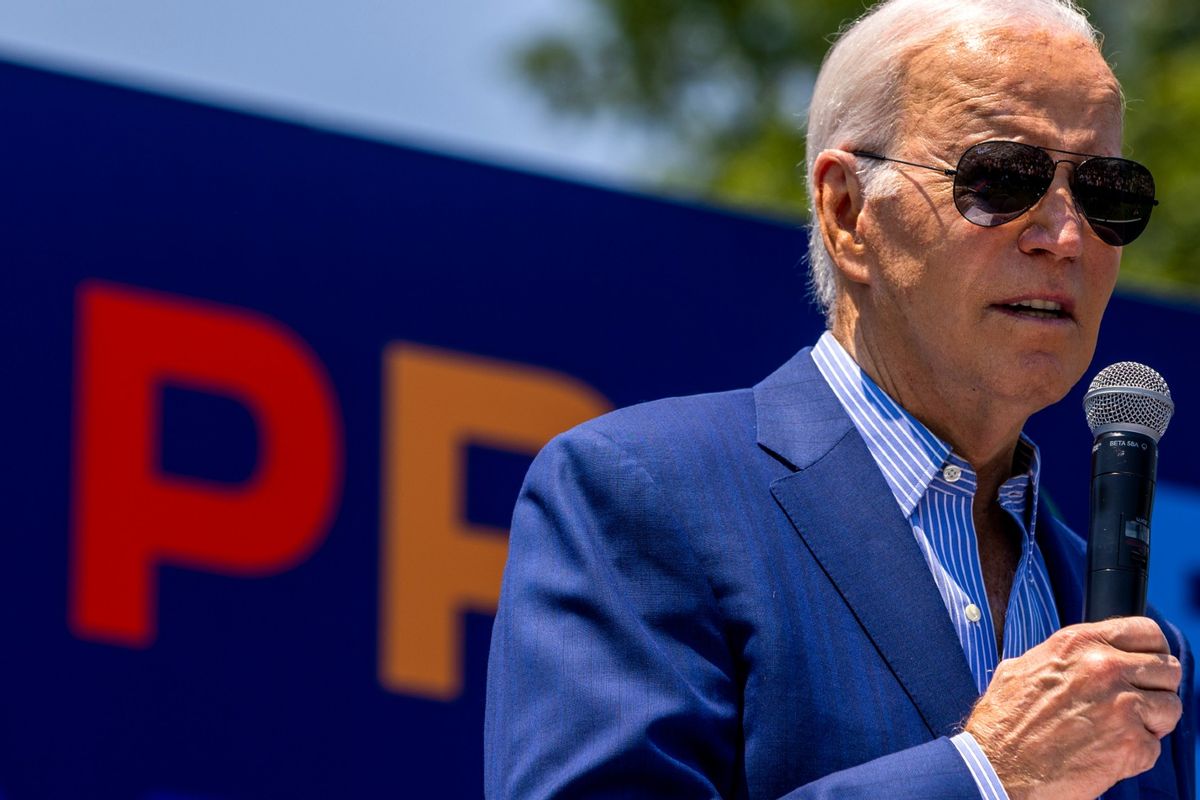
[{"xmin": 993, "ymin": 298, "xmax": 1073, "ymax": 322}]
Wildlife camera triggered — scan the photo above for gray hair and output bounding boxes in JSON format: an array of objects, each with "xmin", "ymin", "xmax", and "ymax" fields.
[{"xmin": 804, "ymin": 0, "xmax": 1103, "ymax": 326}]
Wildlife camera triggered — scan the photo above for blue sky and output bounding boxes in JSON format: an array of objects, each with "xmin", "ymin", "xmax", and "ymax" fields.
[{"xmin": 0, "ymin": 0, "xmax": 652, "ymax": 188}]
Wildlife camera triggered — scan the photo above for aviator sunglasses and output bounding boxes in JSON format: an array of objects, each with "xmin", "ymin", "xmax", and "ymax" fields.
[{"xmin": 852, "ymin": 140, "xmax": 1158, "ymax": 246}]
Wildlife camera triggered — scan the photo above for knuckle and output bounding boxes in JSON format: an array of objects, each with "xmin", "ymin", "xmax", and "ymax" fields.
[
  {"xmin": 1136, "ymin": 617, "xmax": 1170, "ymax": 649},
  {"xmin": 1080, "ymin": 649, "xmax": 1122, "ymax": 684},
  {"xmin": 1166, "ymin": 655, "xmax": 1183, "ymax": 686},
  {"xmin": 1114, "ymin": 690, "xmax": 1143, "ymax": 721},
  {"xmin": 1161, "ymin": 692, "xmax": 1184, "ymax": 725}
]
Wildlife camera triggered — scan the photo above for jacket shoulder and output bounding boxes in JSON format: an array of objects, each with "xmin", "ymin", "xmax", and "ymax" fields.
[{"xmin": 556, "ymin": 388, "xmax": 757, "ymax": 457}]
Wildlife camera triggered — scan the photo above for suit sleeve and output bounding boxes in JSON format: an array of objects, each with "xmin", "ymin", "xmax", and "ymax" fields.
[
  {"xmin": 483, "ymin": 426, "xmax": 986, "ymax": 799},
  {"xmin": 1151, "ymin": 615, "xmax": 1195, "ymax": 799}
]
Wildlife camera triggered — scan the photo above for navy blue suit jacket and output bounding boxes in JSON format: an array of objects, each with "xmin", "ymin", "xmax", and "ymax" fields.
[{"xmin": 485, "ymin": 348, "xmax": 1196, "ymax": 798}]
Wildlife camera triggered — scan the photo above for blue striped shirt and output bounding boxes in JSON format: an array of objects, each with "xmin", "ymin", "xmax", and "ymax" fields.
[{"xmin": 811, "ymin": 332, "xmax": 1061, "ymax": 800}]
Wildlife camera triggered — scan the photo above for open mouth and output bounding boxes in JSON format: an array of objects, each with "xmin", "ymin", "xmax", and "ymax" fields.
[{"xmin": 997, "ymin": 299, "xmax": 1069, "ymax": 320}]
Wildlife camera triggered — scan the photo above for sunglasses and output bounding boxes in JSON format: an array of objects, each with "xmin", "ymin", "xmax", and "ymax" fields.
[{"xmin": 852, "ymin": 140, "xmax": 1158, "ymax": 246}]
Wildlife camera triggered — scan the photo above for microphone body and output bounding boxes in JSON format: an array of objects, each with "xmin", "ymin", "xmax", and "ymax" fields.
[
  {"xmin": 1081, "ymin": 361, "xmax": 1174, "ymax": 623},
  {"xmin": 1085, "ymin": 430, "xmax": 1156, "ymax": 621}
]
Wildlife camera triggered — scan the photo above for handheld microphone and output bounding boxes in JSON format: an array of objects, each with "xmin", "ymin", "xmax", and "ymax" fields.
[{"xmin": 1083, "ymin": 362, "xmax": 1174, "ymax": 622}]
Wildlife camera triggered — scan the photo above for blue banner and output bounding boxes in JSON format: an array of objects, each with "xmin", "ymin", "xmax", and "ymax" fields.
[{"xmin": 0, "ymin": 57, "xmax": 1197, "ymax": 797}]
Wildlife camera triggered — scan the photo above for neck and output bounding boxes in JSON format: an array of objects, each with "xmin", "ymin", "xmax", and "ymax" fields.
[{"xmin": 830, "ymin": 317, "xmax": 1027, "ymax": 499}]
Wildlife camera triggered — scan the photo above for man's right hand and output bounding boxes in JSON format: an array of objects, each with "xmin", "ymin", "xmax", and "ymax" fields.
[{"xmin": 965, "ymin": 616, "xmax": 1183, "ymax": 800}]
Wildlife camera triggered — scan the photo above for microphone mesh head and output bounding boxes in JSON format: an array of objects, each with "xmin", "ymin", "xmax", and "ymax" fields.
[{"xmin": 1084, "ymin": 362, "xmax": 1174, "ymax": 441}]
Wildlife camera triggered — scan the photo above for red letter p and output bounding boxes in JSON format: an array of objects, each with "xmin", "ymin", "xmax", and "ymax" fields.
[{"xmin": 70, "ymin": 281, "xmax": 344, "ymax": 647}]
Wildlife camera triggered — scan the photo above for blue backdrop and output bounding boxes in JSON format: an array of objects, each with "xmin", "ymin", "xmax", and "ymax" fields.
[{"xmin": 1, "ymin": 58, "xmax": 1198, "ymax": 798}]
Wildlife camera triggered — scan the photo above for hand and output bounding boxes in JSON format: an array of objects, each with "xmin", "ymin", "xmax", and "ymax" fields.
[{"xmin": 965, "ymin": 616, "xmax": 1182, "ymax": 800}]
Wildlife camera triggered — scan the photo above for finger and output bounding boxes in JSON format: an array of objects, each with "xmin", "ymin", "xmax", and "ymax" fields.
[
  {"xmin": 1136, "ymin": 689, "xmax": 1184, "ymax": 738},
  {"xmin": 1122, "ymin": 652, "xmax": 1182, "ymax": 693},
  {"xmin": 1087, "ymin": 616, "xmax": 1170, "ymax": 655},
  {"xmin": 1076, "ymin": 648, "xmax": 1179, "ymax": 696}
]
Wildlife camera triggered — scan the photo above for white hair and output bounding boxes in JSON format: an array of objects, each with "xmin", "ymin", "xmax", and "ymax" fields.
[{"xmin": 804, "ymin": 0, "xmax": 1104, "ymax": 326}]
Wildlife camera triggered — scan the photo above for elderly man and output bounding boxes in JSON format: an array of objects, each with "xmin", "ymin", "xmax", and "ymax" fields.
[{"xmin": 485, "ymin": 0, "xmax": 1194, "ymax": 797}]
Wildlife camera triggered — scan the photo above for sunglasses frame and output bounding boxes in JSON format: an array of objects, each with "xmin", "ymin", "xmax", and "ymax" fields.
[{"xmin": 850, "ymin": 141, "xmax": 1158, "ymax": 246}]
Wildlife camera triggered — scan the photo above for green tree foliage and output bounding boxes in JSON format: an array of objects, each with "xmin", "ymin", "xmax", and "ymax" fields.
[
  {"xmin": 514, "ymin": 0, "xmax": 1200, "ymax": 295},
  {"xmin": 514, "ymin": 0, "xmax": 868, "ymax": 217},
  {"xmin": 1107, "ymin": 1, "xmax": 1200, "ymax": 295}
]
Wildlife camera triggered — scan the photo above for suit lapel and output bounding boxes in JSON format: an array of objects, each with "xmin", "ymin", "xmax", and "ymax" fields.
[{"xmin": 755, "ymin": 348, "xmax": 980, "ymax": 736}]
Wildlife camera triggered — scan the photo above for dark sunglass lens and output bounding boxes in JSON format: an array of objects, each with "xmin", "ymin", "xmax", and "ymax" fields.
[
  {"xmin": 953, "ymin": 142, "xmax": 1054, "ymax": 226},
  {"xmin": 1073, "ymin": 158, "xmax": 1156, "ymax": 246}
]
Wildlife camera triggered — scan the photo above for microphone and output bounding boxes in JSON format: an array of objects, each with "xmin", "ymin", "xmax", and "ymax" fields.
[{"xmin": 1083, "ymin": 362, "xmax": 1174, "ymax": 622}]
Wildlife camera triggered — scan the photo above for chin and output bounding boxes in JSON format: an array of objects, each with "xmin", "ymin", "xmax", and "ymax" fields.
[{"xmin": 1003, "ymin": 351, "xmax": 1088, "ymax": 410}]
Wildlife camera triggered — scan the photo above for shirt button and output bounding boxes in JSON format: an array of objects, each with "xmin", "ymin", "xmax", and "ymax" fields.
[
  {"xmin": 943, "ymin": 464, "xmax": 962, "ymax": 483},
  {"xmin": 965, "ymin": 603, "xmax": 982, "ymax": 623}
]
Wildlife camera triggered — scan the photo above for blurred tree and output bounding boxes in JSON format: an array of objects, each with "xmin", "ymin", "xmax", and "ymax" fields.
[
  {"xmin": 1106, "ymin": 0, "xmax": 1200, "ymax": 295},
  {"xmin": 514, "ymin": 0, "xmax": 867, "ymax": 218},
  {"xmin": 514, "ymin": 0, "xmax": 1200, "ymax": 296}
]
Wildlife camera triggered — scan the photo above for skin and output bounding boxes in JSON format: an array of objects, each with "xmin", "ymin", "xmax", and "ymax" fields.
[{"xmin": 812, "ymin": 27, "xmax": 1182, "ymax": 799}]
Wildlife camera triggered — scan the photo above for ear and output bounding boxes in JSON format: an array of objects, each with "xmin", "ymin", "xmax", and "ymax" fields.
[{"xmin": 813, "ymin": 149, "xmax": 871, "ymax": 286}]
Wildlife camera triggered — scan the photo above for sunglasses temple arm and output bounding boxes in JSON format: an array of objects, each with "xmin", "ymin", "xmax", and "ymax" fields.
[{"xmin": 852, "ymin": 151, "xmax": 956, "ymax": 177}]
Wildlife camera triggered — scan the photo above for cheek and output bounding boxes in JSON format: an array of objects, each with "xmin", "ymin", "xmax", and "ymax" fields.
[
  {"xmin": 1099, "ymin": 256, "xmax": 1121, "ymax": 299},
  {"xmin": 1082, "ymin": 252, "xmax": 1120, "ymax": 319},
  {"xmin": 863, "ymin": 196, "xmax": 951, "ymax": 293}
]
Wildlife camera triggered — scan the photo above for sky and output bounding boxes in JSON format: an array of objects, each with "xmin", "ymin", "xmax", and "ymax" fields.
[{"xmin": 0, "ymin": 0, "xmax": 652, "ymax": 190}]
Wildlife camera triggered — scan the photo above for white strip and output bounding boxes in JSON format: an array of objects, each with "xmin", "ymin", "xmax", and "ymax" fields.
[{"xmin": 951, "ymin": 733, "xmax": 1011, "ymax": 800}]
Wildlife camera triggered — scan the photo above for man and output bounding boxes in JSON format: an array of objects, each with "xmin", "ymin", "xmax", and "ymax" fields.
[{"xmin": 485, "ymin": 0, "xmax": 1195, "ymax": 797}]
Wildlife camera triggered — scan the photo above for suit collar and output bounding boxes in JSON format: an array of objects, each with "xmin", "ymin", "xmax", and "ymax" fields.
[
  {"xmin": 753, "ymin": 346, "xmax": 854, "ymax": 471},
  {"xmin": 756, "ymin": 348, "xmax": 981, "ymax": 735},
  {"xmin": 810, "ymin": 332, "xmax": 948, "ymax": 516}
]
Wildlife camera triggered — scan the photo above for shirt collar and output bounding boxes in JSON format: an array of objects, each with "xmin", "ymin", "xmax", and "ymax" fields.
[{"xmin": 810, "ymin": 332, "xmax": 1040, "ymax": 525}]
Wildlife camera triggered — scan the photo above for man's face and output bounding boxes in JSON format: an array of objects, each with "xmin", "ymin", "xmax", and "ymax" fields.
[{"xmin": 852, "ymin": 29, "xmax": 1124, "ymax": 419}]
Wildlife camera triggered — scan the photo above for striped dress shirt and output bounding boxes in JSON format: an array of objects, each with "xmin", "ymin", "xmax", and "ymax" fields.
[{"xmin": 811, "ymin": 332, "xmax": 1062, "ymax": 800}]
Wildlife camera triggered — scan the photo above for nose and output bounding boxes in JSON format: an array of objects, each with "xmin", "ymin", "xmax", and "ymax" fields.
[{"xmin": 1018, "ymin": 161, "xmax": 1086, "ymax": 260}]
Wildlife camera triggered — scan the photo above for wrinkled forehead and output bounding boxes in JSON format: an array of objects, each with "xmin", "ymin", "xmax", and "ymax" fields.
[{"xmin": 896, "ymin": 27, "xmax": 1124, "ymax": 156}]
